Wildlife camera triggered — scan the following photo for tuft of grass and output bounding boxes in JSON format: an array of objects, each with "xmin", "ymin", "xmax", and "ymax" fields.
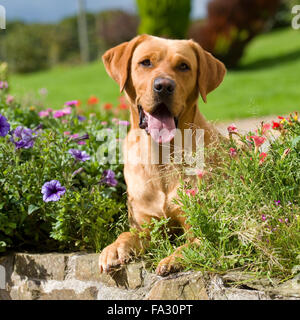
[{"xmin": 9, "ymin": 28, "xmax": 300, "ymax": 121}]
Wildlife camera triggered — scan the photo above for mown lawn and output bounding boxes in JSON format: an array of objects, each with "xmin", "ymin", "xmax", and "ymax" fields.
[{"xmin": 10, "ymin": 27, "xmax": 300, "ymax": 121}]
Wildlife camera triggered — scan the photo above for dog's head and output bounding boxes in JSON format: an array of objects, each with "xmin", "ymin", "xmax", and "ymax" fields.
[{"xmin": 102, "ymin": 35, "xmax": 226, "ymax": 144}]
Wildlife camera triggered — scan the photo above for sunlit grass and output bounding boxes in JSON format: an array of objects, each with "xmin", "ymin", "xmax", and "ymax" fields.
[{"xmin": 10, "ymin": 27, "xmax": 300, "ymax": 121}]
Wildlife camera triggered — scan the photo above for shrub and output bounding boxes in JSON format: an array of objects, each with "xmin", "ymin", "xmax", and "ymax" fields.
[
  {"xmin": 96, "ymin": 10, "xmax": 139, "ymax": 52},
  {"xmin": 3, "ymin": 24, "xmax": 53, "ymax": 73},
  {"xmin": 136, "ymin": 0, "xmax": 191, "ymax": 39},
  {"xmin": 189, "ymin": 0, "xmax": 281, "ymax": 68},
  {"xmin": 0, "ymin": 84, "xmax": 128, "ymax": 253}
]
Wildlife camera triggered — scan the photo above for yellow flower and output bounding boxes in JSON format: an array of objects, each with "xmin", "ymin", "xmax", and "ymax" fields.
[
  {"xmin": 280, "ymin": 119, "xmax": 286, "ymax": 124},
  {"xmin": 29, "ymin": 106, "xmax": 36, "ymax": 111},
  {"xmin": 294, "ymin": 112, "xmax": 298, "ymax": 121}
]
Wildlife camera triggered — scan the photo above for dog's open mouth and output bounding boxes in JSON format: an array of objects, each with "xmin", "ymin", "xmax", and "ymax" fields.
[{"xmin": 138, "ymin": 104, "xmax": 178, "ymax": 144}]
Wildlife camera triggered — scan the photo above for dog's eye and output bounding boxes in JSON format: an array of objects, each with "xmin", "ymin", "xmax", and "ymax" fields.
[
  {"xmin": 139, "ymin": 59, "xmax": 152, "ymax": 67},
  {"xmin": 178, "ymin": 63, "xmax": 190, "ymax": 71}
]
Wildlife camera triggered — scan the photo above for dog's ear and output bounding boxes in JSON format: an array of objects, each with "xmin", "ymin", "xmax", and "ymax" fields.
[
  {"xmin": 190, "ymin": 40, "xmax": 226, "ymax": 103},
  {"xmin": 102, "ymin": 35, "xmax": 148, "ymax": 92}
]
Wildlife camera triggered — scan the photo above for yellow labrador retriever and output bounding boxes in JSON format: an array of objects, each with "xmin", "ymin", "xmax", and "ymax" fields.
[{"xmin": 99, "ymin": 34, "xmax": 226, "ymax": 276}]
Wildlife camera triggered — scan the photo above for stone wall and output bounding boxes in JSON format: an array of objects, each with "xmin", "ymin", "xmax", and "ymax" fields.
[{"xmin": 0, "ymin": 253, "xmax": 299, "ymax": 300}]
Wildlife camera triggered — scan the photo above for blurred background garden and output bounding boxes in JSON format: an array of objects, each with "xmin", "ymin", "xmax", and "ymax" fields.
[{"xmin": 0, "ymin": 0, "xmax": 299, "ymax": 121}]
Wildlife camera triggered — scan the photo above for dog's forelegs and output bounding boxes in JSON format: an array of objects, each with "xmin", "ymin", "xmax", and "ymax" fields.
[
  {"xmin": 99, "ymin": 231, "xmax": 145, "ymax": 273},
  {"xmin": 155, "ymin": 238, "xmax": 200, "ymax": 276}
]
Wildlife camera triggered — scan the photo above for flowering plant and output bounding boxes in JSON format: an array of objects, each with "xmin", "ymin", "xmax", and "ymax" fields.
[
  {"xmin": 169, "ymin": 113, "xmax": 300, "ymax": 279},
  {"xmin": 0, "ymin": 85, "xmax": 128, "ymax": 252}
]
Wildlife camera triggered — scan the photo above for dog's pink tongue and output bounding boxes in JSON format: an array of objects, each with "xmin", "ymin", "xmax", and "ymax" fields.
[{"xmin": 145, "ymin": 108, "xmax": 176, "ymax": 144}]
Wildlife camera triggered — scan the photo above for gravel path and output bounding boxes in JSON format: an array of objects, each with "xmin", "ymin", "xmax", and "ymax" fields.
[{"xmin": 215, "ymin": 115, "xmax": 279, "ymax": 136}]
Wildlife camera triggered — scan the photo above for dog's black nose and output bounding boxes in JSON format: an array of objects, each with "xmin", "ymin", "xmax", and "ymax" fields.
[{"xmin": 153, "ymin": 78, "xmax": 176, "ymax": 95}]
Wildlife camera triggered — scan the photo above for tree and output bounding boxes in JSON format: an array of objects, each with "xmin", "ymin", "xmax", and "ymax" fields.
[
  {"xmin": 189, "ymin": 0, "xmax": 281, "ymax": 68},
  {"xmin": 136, "ymin": 0, "xmax": 191, "ymax": 39}
]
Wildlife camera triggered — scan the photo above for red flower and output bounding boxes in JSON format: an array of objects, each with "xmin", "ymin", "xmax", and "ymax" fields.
[
  {"xmin": 250, "ymin": 135, "xmax": 266, "ymax": 148},
  {"xmin": 227, "ymin": 124, "xmax": 238, "ymax": 134},
  {"xmin": 229, "ymin": 148, "xmax": 237, "ymax": 158},
  {"xmin": 119, "ymin": 103, "xmax": 129, "ymax": 110},
  {"xmin": 259, "ymin": 152, "xmax": 267, "ymax": 164},
  {"xmin": 103, "ymin": 103, "xmax": 113, "ymax": 110},
  {"xmin": 87, "ymin": 96, "xmax": 99, "ymax": 105},
  {"xmin": 186, "ymin": 189, "xmax": 197, "ymax": 197},
  {"xmin": 272, "ymin": 121, "xmax": 280, "ymax": 129}
]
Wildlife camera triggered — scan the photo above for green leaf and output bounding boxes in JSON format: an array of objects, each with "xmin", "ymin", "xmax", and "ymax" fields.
[
  {"xmin": 28, "ymin": 204, "xmax": 40, "ymax": 215},
  {"xmin": 291, "ymin": 135, "xmax": 300, "ymax": 148}
]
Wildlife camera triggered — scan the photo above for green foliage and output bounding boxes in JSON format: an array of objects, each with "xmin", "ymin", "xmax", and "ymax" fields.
[
  {"xmin": 136, "ymin": 0, "xmax": 191, "ymax": 39},
  {"xmin": 0, "ymin": 87, "xmax": 127, "ymax": 253}
]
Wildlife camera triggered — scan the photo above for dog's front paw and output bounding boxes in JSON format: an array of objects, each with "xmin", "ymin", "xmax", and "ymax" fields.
[
  {"xmin": 155, "ymin": 254, "xmax": 183, "ymax": 277},
  {"xmin": 99, "ymin": 242, "xmax": 131, "ymax": 273}
]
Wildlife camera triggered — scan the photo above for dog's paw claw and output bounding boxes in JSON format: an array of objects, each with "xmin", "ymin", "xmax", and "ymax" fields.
[{"xmin": 156, "ymin": 255, "xmax": 182, "ymax": 276}]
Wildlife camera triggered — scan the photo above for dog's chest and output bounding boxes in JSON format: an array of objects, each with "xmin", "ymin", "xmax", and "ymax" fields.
[{"xmin": 124, "ymin": 163, "xmax": 187, "ymax": 219}]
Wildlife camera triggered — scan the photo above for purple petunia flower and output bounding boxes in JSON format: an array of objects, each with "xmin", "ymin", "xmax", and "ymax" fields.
[
  {"xmin": 41, "ymin": 180, "xmax": 66, "ymax": 202},
  {"xmin": 71, "ymin": 133, "xmax": 89, "ymax": 142},
  {"xmin": 100, "ymin": 169, "xmax": 118, "ymax": 187},
  {"xmin": 10, "ymin": 126, "xmax": 36, "ymax": 149},
  {"xmin": 0, "ymin": 81, "xmax": 8, "ymax": 89},
  {"xmin": 0, "ymin": 114, "xmax": 10, "ymax": 137},
  {"xmin": 72, "ymin": 167, "xmax": 84, "ymax": 177},
  {"xmin": 77, "ymin": 115, "xmax": 86, "ymax": 121},
  {"xmin": 68, "ymin": 149, "xmax": 90, "ymax": 162}
]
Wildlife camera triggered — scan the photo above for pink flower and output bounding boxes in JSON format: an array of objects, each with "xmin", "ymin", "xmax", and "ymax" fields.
[
  {"xmin": 65, "ymin": 100, "xmax": 78, "ymax": 106},
  {"xmin": 39, "ymin": 111, "xmax": 50, "ymax": 118},
  {"xmin": 261, "ymin": 214, "xmax": 266, "ymax": 221},
  {"xmin": 250, "ymin": 135, "xmax": 266, "ymax": 148},
  {"xmin": 6, "ymin": 95, "xmax": 14, "ymax": 104},
  {"xmin": 101, "ymin": 121, "xmax": 108, "ymax": 125},
  {"xmin": 186, "ymin": 189, "xmax": 197, "ymax": 197},
  {"xmin": 261, "ymin": 123, "xmax": 271, "ymax": 135},
  {"xmin": 259, "ymin": 152, "xmax": 267, "ymax": 164},
  {"xmin": 61, "ymin": 119, "xmax": 68, "ymax": 124},
  {"xmin": 62, "ymin": 106, "xmax": 72, "ymax": 115},
  {"xmin": 46, "ymin": 108, "xmax": 53, "ymax": 113},
  {"xmin": 196, "ymin": 170, "xmax": 205, "ymax": 179},
  {"xmin": 53, "ymin": 111, "xmax": 65, "ymax": 118},
  {"xmin": 64, "ymin": 131, "xmax": 71, "ymax": 136},
  {"xmin": 229, "ymin": 148, "xmax": 237, "ymax": 158},
  {"xmin": 118, "ymin": 120, "xmax": 130, "ymax": 126},
  {"xmin": 77, "ymin": 141, "xmax": 86, "ymax": 145},
  {"xmin": 70, "ymin": 134, "xmax": 79, "ymax": 139},
  {"xmin": 227, "ymin": 124, "xmax": 238, "ymax": 134}
]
